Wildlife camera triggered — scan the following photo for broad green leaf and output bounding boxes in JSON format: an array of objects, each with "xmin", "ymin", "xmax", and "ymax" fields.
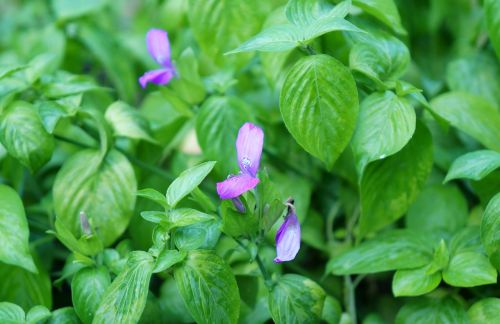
[
  {"xmin": 445, "ymin": 150, "xmax": 500, "ymax": 182},
  {"xmin": 392, "ymin": 266, "xmax": 441, "ymax": 297},
  {"xmin": 395, "ymin": 296, "xmax": 468, "ymax": 324},
  {"xmin": 52, "ymin": 0, "xmax": 107, "ymax": 20},
  {"xmin": 173, "ymin": 220, "xmax": 221, "ymax": 251},
  {"xmin": 48, "ymin": 307, "xmax": 80, "ymax": 324},
  {"xmin": 449, "ymin": 227, "xmax": 483, "ymax": 256},
  {"xmin": 0, "ymin": 185, "xmax": 36, "ymax": 272},
  {"xmin": 0, "ymin": 101, "xmax": 54, "ymax": 172},
  {"xmin": 351, "ymin": 91, "xmax": 416, "ymax": 174},
  {"xmin": 104, "ymin": 101, "xmax": 156, "ymax": 143},
  {"xmin": 26, "ymin": 306, "xmax": 51, "ymax": 324},
  {"xmin": 93, "ymin": 251, "xmax": 154, "ymax": 323},
  {"xmin": 36, "ymin": 100, "xmax": 78, "ymax": 134},
  {"xmin": 41, "ymin": 72, "xmax": 103, "ymax": 99},
  {"xmin": 321, "ymin": 296, "xmax": 342, "ymax": 324},
  {"xmin": 226, "ymin": 25, "xmax": 302, "ymax": 54},
  {"xmin": 167, "ymin": 208, "xmax": 215, "ymax": 228},
  {"xmin": 285, "ymin": 0, "xmax": 330, "ymax": 26},
  {"xmin": 136, "ymin": 188, "xmax": 169, "ymax": 209},
  {"xmin": 268, "ymin": 274, "xmax": 326, "ymax": 324},
  {"xmin": 353, "ymin": 0, "xmax": 405, "ymax": 34},
  {"xmin": 442, "ymin": 251, "xmax": 497, "ymax": 287},
  {"xmin": 196, "ymin": 96, "xmax": 253, "ymax": 174},
  {"xmin": 280, "ymin": 54, "xmax": 358, "ymax": 169},
  {"xmin": 328, "ymin": 230, "xmax": 435, "ymax": 275},
  {"xmin": 153, "ymin": 249, "xmax": 187, "ymax": 273},
  {"xmin": 71, "ymin": 266, "xmax": 110, "ymax": 324},
  {"xmin": 53, "ymin": 149, "xmax": 137, "ymax": 247},
  {"xmin": 0, "ymin": 302, "xmax": 24, "ymax": 323},
  {"xmin": 169, "ymin": 48, "xmax": 206, "ymax": 105},
  {"xmin": 480, "ymin": 193, "xmax": 500, "ymax": 269},
  {"xmin": 359, "ymin": 122, "xmax": 433, "ymax": 237},
  {"xmin": 166, "ymin": 161, "xmax": 216, "ymax": 208},
  {"xmin": 406, "ymin": 184, "xmax": 468, "ymax": 233},
  {"xmin": 174, "ymin": 250, "xmax": 240, "ymax": 324},
  {"xmin": 485, "ymin": 0, "xmax": 500, "ymax": 60},
  {"xmin": 429, "ymin": 92, "xmax": 500, "ymax": 152},
  {"xmin": 159, "ymin": 278, "xmax": 194, "ymax": 323},
  {"xmin": 221, "ymin": 200, "xmax": 259, "ymax": 238},
  {"xmin": 468, "ymin": 298, "xmax": 500, "ymax": 323}
]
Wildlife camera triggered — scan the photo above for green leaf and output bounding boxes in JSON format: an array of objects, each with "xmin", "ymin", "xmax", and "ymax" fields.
[
  {"xmin": 406, "ymin": 184, "xmax": 468, "ymax": 233},
  {"xmin": 445, "ymin": 150, "xmax": 500, "ymax": 182},
  {"xmin": 153, "ymin": 249, "xmax": 187, "ymax": 273},
  {"xmin": 173, "ymin": 220, "xmax": 221, "ymax": 251},
  {"xmin": 280, "ymin": 54, "xmax": 358, "ymax": 169},
  {"xmin": 0, "ymin": 302, "xmax": 25, "ymax": 323},
  {"xmin": 71, "ymin": 266, "xmax": 110, "ymax": 324},
  {"xmin": 480, "ymin": 193, "xmax": 500, "ymax": 269},
  {"xmin": 328, "ymin": 230, "xmax": 435, "ymax": 275},
  {"xmin": 53, "ymin": 149, "xmax": 137, "ymax": 247},
  {"xmin": 195, "ymin": 96, "xmax": 252, "ymax": 174},
  {"xmin": 169, "ymin": 48, "xmax": 206, "ymax": 105},
  {"xmin": 36, "ymin": 100, "xmax": 78, "ymax": 134},
  {"xmin": 485, "ymin": 0, "xmax": 500, "ymax": 60},
  {"xmin": 285, "ymin": 0, "xmax": 330, "ymax": 26},
  {"xmin": 353, "ymin": 0, "xmax": 406, "ymax": 35},
  {"xmin": 221, "ymin": 200, "xmax": 259, "ymax": 238},
  {"xmin": 26, "ymin": 306, "xmax": 51, "ymax": 324},
  {"xmin": 174, "ymin": 250, "xmax": 240, "ymax": 324},
  {"xmin": 0, "ymin": 185, "xmax": 36, "ymax": 272},
  {"xmin": 321, "ymin": 296, "xmax": 342, "ymax": 324},
  {"xmin": 167, "ymin": 208, "xmax": 215, "ymax": 228},
  {"xmin": 47, "ymin": 307, "xmax": 80, "ymax": 324},
  {"xmin": 93, "ymin": 251, "xmax": 154, "ymax": 323},
  {"xmin": 426, "ymin": 240, "xmax": 450, "ymax": 275},
  {"xmin": 442, "ymin": 251, "xmax": 497, "ymax": 287},
  {"xmin": 104, "ymin": 101, "xmax": 156, "ymax": 143},
  {"xmin": 136, "ymin": 188, "xmax": 169, "ymax": 210},
  {"xmin": 226, "ymin": 25, "xmax": 302, "ymax": 54},
  {"xmin": 51, "ymin": 0, "xmax": 107, "ymax": 20},
  {"xmin": 351, "ymin": 91, "xmax": 416, "ymax": 174},
  {"xmin": 268, "ymin": 274, "xmax": 326, "ymax": 324},
  {"xmin": 429, "ymin": 92, "xmax": 500, "ymax": 152},
  {"xmin": 0, "ymin": 101, "xmax": 55, "ymax": 172},
  {"xmin": 395, "ymin": 295, "xmax": 468, "ymax": 324},
  {"xmin": 392, "ymin": 266, "xmax": 441, "ymax": 297},
  {"xmin": 166, "ymin": 161, "xmax": 216, "ymax": 208},
  {"xmin": 468, "ymin": 298, "xmax": 500, "ymax": 323},
  {"xmin": 0, "ymin": 64, "xmax": 26, "ymax": 80},
  {"xmin": 41, "ymin": 72, "xmax": 104, "ymax": 99},
  {"xmin": 359, "ymin": 122, "xmax": 433, "ymax": 237},
  {"xmin": 159, "ymin": 278, "xmax": 194, "ymax": 323}
]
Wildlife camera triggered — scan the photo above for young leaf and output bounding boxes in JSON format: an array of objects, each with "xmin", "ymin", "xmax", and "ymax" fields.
[
  {"xmin": 485, "ymin": 0, "xmax": 500, "ymax": 60},
  {"xmin": 48, "ymin": 307, "xmax": 80, "ymax": 323},
  {"xmin": 0, "ymin": 101, "xmax": 54, "ymax": 172},
  {"xmin": 170, "ymin": 48, "xmax": 206, "ymax": 105},
  {"xmin": 167, "ymin": 208, "xmax": 215, "ymax": 228},
  {"xmin": 392, "ymin": 266, "xmax": 441, "ymax": 297},
  {"xmin": 280, "ymin": 54, "xmax": 358, "ymax": 169},
  {"xmin": 53, "ymin": 149, "xmax": 137, "ymax": 247},
  {"xmin": 166, "ymin": 161, "xmax": 216, "ymax": 208},
  {"xmin": 93, "ymin": 251, "xmax": 154, "ymax": 323},
  {"xmin": 153, "ymin": 249, "xmax": 187, "ymax": 273},
  {"xmin": 268, "ymin": 274, "xmax": 326, "ymax": 324},
  {"xmin": 442, "ymin": 251, "xmax": 497, "ymax": 287},
  {"xmin": 174, "ymin": 250, "xmax": 240, "ymax": 324},
  {"xmin": 26, "ymin": 305, "xmax": 51, "ymax": 324},
  {"xmin": 0, "ymin": 184, "xmax": 37, "ymax": 273},
  {"xmin": 172, "ymin": 220, "xmax": 221, "ymax": 251},
  {"xmin": 395, "ymin": 295, "xmax": 468, "ymax": 324},
  {"xmin": 0, "ymin": 302, "xmax": 25, "ymax": 323},
  {"xmin": 480, "ymin": 193, "xmax": 500, "ymax": 270},
  {"xmin": 220, "ymin": 200, "xmax": 259, "ymax": 238},
  {"xmin": 36, "ymin": 100, "xmax": 78, "ymax": 134},
  {"xmin": 467, "ymin": 298, "xmax": 500, "ymax": 323},
  {"xmin": 445, "ymin": 150, "xmax": 500, "ymax": 182},
  {"xmin": 353, "ymin": 0, "xmax": 406, "ymax": 35},
  {"xmin": 51, "ymin": 0, "xmax": 107, "ymax": 20},
  {"xmin": 71, "ymin": 266, "xmax": 111, "ymax": 324},
  {"xmin": 104, "ymin": 101, "xmax": 156, "ymax": 143},
  {"xmin": 137, "ymin": 188, "xmax": 169, "ymax": 209}
]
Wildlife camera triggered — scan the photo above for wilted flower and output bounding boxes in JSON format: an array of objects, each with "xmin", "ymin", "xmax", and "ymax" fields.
[
  {"xmin": 274, "ymin": 199, "xmax": 301, "ymax": 263},
  {"xmin": 139, "ymin": 29, "xmax": 176, "ymax": 88},
  {"xmin": 216, "ymin": 123, "xmax": 264, "ymax": 201}
]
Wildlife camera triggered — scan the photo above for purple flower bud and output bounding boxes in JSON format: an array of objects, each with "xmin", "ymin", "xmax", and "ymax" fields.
[
  {"xmin": 274, "ymin": 200, "xmax": 301, "ymax": 263},
  {"xmin": 139, "ymin": 28, "xmax": 176, "ymax": 88},
  {"xmin": 231, "ymin": 197, "xmax": 246, "ymax": 213}
]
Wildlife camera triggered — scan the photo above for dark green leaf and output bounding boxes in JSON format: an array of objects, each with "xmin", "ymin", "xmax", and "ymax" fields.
[
  {"xmin": 173, "ymin": 220, "xmax": 221, "ymax": 250},
  {"xmin": 485, "ymin": 0, "xmax": 500, "ymax": 60},
  {"xmin": 480, "ymin": 193, "xmax": 500, "ymax": 270},
  {"xmin": 221, "ymin": 200, "xmax": 259, "ymax": 238},
  {"xmin": 392, "ymin": 266, "xmax": 441, "ymax": 297},
  {"xmin": 159, "ymin": 278, "xmax": 194, "ymax": 323},
  {"xmin": 321, "ymin": 296, "xmax": 342, "ymax": 324},
  {"xmin": 445, "ymin": 150, "xmax": 500, "ymax": 182},
  {"xmin": 47, "ymin": 307, "xmax": 80, "ymax": 324},
  {"xmin": 71, "ymin": 266, "xmax": 110, "ymax": 324}
]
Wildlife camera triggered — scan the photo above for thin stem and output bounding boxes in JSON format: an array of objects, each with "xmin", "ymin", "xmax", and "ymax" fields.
[
  {"xmin": 326, "ymin": 202, "xmax": 341, "ymax": 243},
  {"xmin": 344, "ymin": 275, "xmax": 357, "ymax": 324},
  {"xmin": 233, "ymin": 237, "xmax": 271, "ymax": 286}
]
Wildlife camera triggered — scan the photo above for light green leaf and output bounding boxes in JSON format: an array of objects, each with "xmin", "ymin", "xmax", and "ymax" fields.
[
  {"xmin": 359, "ymin": 122, "xmax": 433, "ymax": 237},
  {"xmin": 48, "ymin": 307, "xmax": 80, "ymax": 324},
  {"xmin": 53, "ymin": 149, "xmax": 137, "ymax": 247},
  {"xmin": 468, "ymin": 298, "xmax": 500, "ymax": 324},
  {"xmin": 395, "ymin": 296, "xmax": 468, "ymax": 324},
  {"xmin": 0, "ymin": 302, "xmax": 25, "ymax": 324},
  {"xmin": 328, "ymin": 230, "xmax": 435, "ymax": 275},
  {"xmin": 442, "ymin": 251, "xmax": 497, "ymax": 287},
  {"xmin": 406, "ymin": 184, "xmax": 468, "ymax": 233},
  {"xmin": 429, "ymin": 92, "xmax": 500, "ymax": 152},
  {"xmin": 480, "ymin": 193, "xmax": 500, "ymax": 270},
  {"xmin": 0, "ymin": 64, "xmax": 26, "ymax": 80},
  {"xmin": 105, "ymin": 101, "xmax": 156, "ymax": 143},
  {"xmin": 167, "ymin": 208, "xmax": 215, "ymax": 228},
  {"xmin": 280, "ymin": 54, "xmax": 358, "ymax": 169},
  {"xmin": 321, "ymin": 296, "xmax": 342, "ymax": 324},
  {"xmin": 353, "ymin": 0, "xmax": 406, "ymax": 35},
  {"xmin": 0, "ymin": 185, "xmax": 36, "ymax": 272},
  {"xmin": 169, "ymin": 48, "xmax": 206, "ymax": 105},
  {"xmin": 174, "ymin": 250, "xmax": 240, "ymax": 324},
  {"xmin": 351, "ymin": 91, "xmax": 416, "ymax": 174},
  {"xmin": 36, "ymin": 100, "xmax": 78, "ymax": 134},
  {"xmin": 0, "ymin": 101, "xmax": 54, "ymax": 172},
  {"xmin": 71, "ymin": 266, "xmax": 110, "ymax": 324},
  {"xmin": 166, "ymin": 161, "xmax": 216, "ymax": 208},
  {"xmin": 52, "ymin": 0, "xmax": 107, "ymax": 20},
  {"xmin": 173, "ymin": 220, "xmax": 221, "ymax": 251},
  {"xmin": 153, "ymin": 249, "xmax": 187, "ymax": 273},
  {"xmin": 392, "ymin": 266, "xmax": 441, "ymax": 297},
  {"xmin": 136, "ymin": 188, "xmax": 169, "ymax": 210},
  {"xmin": 26, "ymin": 305, "xmax": 51, "ymax": 324},
  {"xmin": 41, "ymin": 72, "xmax": 103, "ymax": 99},
  {"xmin": 226, "ymin": 25, "xmax": 302, "ymax": 54},
  {"xmin": 285, "ymin": 0, "xmax": 329, "ymax": 26},
  {"xmin": 269, "ymin": 274, "xmax": 326, "ymax": 324},
  {"xmin": 93, "ymin": 251, "xmax": 154, "ymax": 323},
  {"xmin": 445, "ymin": 150, "xmax": 500, "ymax": 182},
  {"xmin": 485, "ymin": 0, "xmax": 500, "ymax": 60}
]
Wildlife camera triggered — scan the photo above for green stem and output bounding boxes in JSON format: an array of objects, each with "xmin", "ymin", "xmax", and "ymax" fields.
[
  {"xmin": 344, "ymin": 275, "xmax": 357, "ymax": 324},
  {"xmin": 233, "ymin": 237, "xmax": 271, "ymax": 286},
  {"xmin": 326, "ymin": 202, "xmax": 341, "ymax": 244}
]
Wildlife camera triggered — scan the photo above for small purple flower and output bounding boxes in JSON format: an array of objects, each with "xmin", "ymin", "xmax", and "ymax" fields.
[
  {"xmin": 274, "ymin": 199, "xmax": 301, "ymax": 263},
  {"xmin": 139, "ymin": 29, "xmax": 176, "ymax": 88},
  {"xmin": 216, "ymin": 122, "xmax": 264, "ymax": 200}
]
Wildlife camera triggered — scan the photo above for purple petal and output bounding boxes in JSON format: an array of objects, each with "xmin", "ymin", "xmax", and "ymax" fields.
[
  {"xmin": 138, "ymin": 68, "xmax": 175, "ymax": 88},
  {"xmin": 236, "ymin": 123, "xmax": 263, "ymax": 177},
  {"xmin": 274, "ymin": 211, "xmax": 301, "ymax": 263},
  {"xmin": 216, "ymin": 174, "xmax": 260, "ymax": 200},
  {"xmin": 146, "ymin": 29, "xmax": 172, "ymax": 67}
]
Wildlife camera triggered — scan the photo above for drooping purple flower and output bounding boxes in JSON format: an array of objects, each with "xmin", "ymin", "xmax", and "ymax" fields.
[
  {"xmin": 139, "ymin": 29, "xmax": 176, "ymax": 88},
  {"xmin": 216, "ymin": 122, "xmax": 264, "ymax": 200},
  {"xmin": 274, "ymin": 199, "xmax": 301, "ymax": 263}
]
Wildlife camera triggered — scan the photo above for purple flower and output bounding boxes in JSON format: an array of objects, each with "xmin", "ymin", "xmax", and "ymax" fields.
[
  {"xmin": 274, "ymin": 200, "xmax": 301, "ymax": 263},
  {"xmin": 216, "ymin": 122, "xmax": 264, "ymax": 200},
  {"xmin": 139, "ymin": 29, "xmax": 176, "ymax": 88}
]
